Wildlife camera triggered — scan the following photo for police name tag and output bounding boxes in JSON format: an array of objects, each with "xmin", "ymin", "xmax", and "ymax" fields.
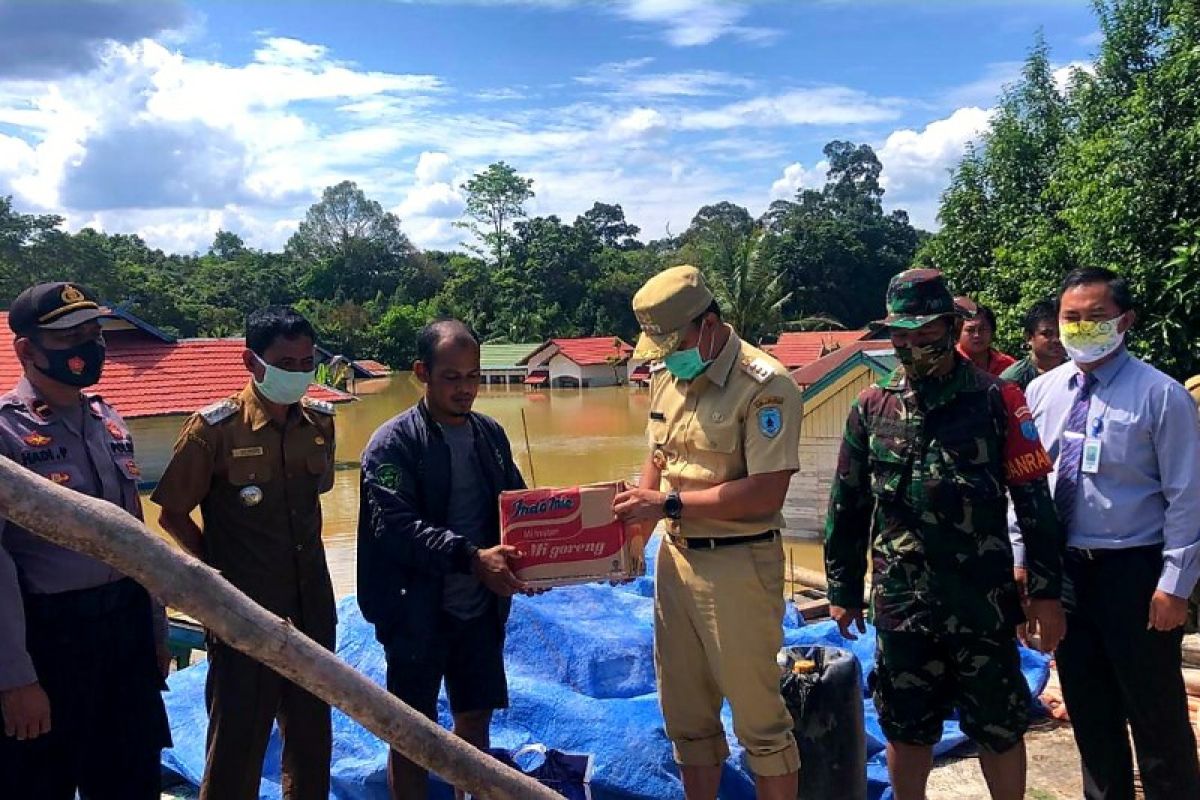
[
  {"xmin": 232, "ymin": 446, "xmax": 265, "ymax": 458},
  {"xmin": 1081, "ymin": 438, "xmax": 1102, "ymax": 474}
]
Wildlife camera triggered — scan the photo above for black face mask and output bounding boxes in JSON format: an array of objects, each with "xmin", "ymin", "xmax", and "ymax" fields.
[{"xmin": 34, "ymin": 339, "xmax": 106, "ymax": 387}]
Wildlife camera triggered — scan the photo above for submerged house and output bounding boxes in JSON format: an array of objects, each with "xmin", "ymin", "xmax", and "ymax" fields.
[
  {"xmin": 519, "ymin": 337, "xmax": 634, "ymax": 388},
  {"xmin": 787, "ymin": 340, "xmax": 898, "ymax": 534},
  {"xmin": 765, "ymin": 329, "xmax": 873, "ymax": 372},
  {"xmin": 480, "ymin": 343, "xmax": 543, "ymax": 385}
]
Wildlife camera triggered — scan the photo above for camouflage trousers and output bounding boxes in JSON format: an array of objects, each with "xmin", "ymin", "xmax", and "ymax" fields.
[{"xmin": 872, "ymin": 630, "xmax": 1030, "ymax": 753}]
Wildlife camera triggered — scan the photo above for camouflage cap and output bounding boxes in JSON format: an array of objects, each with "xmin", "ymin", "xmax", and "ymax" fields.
[
  {"xmin": 871, "ymin": 268, "xmax": 959, "ymax": 330},
  {"xmin": 631, "ymin": 265, "xmax": 714, "ymax": 360}
]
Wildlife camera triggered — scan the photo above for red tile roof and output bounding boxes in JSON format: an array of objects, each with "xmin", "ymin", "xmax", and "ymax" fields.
[
  {"xmin": 521, "ymin": 337, "xmax": 633, "ymax": 367},
  {"xmin": 766, "ymin": 330, "xmax": 871, "ymax": 370},
  {"xmin": 0, "ymin": 313, "xmax": 351, "ymax": 419},
  {"xmin": 791, "ymin": 340, "xmax": 895, "ymax": 386},
  {"xmin": 353, "ymin": 359, "xmax": 391, "ymax": 377}
]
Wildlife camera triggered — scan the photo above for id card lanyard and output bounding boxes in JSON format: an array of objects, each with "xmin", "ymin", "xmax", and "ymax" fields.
[{"xmin": 1077, "ymin": 357, "xmax": 1128, "ymax": 474}]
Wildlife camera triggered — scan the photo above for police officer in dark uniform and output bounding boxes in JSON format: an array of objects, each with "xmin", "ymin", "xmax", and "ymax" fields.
[
  {"xmin": 0, "ymin": 282, "xmax": 171, "ymax": 800},
  {"xmin": 153, "ymin": 306, "xmax": 336, "ymax": 800}
]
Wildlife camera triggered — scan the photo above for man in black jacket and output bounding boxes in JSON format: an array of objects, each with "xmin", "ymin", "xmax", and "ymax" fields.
[{"xmin": 358, "ymin": 319, "xmax": 527, "ymax": 800}]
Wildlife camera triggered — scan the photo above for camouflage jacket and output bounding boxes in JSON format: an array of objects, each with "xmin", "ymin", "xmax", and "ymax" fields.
[{"xmin": 824, "ymin": 358, "xmax": 1063, "ymax": 635}]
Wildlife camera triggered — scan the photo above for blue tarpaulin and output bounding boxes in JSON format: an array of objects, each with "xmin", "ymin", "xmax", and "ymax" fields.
[{"xmin": 161, "ymin": 539, "xmax": 1051, "ymax": 799}]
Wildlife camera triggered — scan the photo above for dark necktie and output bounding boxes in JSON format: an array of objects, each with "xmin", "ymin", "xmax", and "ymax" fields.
[{"xmin": 1054, "ymin": 372, "xmax": 1096, "ymax": 529}]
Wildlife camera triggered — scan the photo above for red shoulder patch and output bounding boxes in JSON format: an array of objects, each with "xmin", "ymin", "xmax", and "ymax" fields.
[{"xmin": 1000, "ymin": 382, "xmax": 1053, "ymax": 485}]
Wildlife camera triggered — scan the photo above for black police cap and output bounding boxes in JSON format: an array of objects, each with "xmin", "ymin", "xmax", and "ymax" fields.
[{"xmin": 7, "ymin": 282, "xmax": 104, "ymax": 335}]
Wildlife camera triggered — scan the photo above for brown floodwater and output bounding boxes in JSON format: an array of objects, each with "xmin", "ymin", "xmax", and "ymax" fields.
[{"xmin": 134, "ymin": 375, "xmax": 825, "ymax": 598}]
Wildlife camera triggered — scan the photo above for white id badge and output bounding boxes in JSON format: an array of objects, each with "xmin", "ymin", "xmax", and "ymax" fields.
[{"xmin": 1081, "ymin": 438, "xmax": 1102, "ymax": 474}]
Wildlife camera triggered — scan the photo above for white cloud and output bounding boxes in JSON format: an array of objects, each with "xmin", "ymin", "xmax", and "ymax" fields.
[
  {"xmin": 253, "ymin": 37, "xmax": 329, "ymax": 65},
  {"xmin": 1052, "ymin": 60, "xmax": 1093, "ymax": 93},
  {"xmin": 392, "ymin": 1, "xmax": 776, "ymax": 47},
  {"xmin": 682, "ymin": 87, "xmax": 904, "ymax": 130},
  {"xmin": 69, "ymin": 206, "xmax": 300, "ymax": 254},
  {"xmin": 415, "ymin": 151, "xmax": 456, "ymax": 185},
  {"xmin": 578, "ymin": 59, "xmax": 756, "ymax": 98},
  {"xmin": 608, "ymin": 107, "xmax": 668, "ymax": 139},
  {"xmin": 942, "ymin": 58, "xmax": 1096, "ymax": 110},
  {"xmin": 0, "ymin": 36, "xmax": 445, "ymax": 213},
  {"xmin": 877, "ymin": 106, "xmax": 994, "ymax": 228},
  {"xmin": 473, "ymin": 87, "xmax": 528, "ymax": 102},
  {"xmin": 614, "ymin": 0, "xmax": 777, "ymax": 47},
  {"xmin": 399, "ymin": 182, "xmax": 465, "ymax": 218},
  {"xmin": 0, "ymin": 11, "xmax": 985, "ymax": 252},
  {"xmin": 769, "ymin": 161, "xmax": 826, "ymax": 200}
]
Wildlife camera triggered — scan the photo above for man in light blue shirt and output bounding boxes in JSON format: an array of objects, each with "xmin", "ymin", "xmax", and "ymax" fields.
[{"xmin": 1015, "ymin": 267, "xmax": 1200, "ymax": 800}]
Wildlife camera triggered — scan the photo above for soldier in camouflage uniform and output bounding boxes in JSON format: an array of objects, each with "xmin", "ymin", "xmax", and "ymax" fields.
[{"xmin": 824, "ymin": 269, "xmax": 1066, "ymax": 800}]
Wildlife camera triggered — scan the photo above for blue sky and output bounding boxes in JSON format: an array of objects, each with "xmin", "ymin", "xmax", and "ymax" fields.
[{"xmin": 0, "ymin": 0, "xmax": 1099, "ymax": 253}]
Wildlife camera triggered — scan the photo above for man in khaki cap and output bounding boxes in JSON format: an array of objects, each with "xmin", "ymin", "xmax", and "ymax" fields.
[{"xmin": 613, "ymin": 265, "xmax": 803, "ymax": 799}]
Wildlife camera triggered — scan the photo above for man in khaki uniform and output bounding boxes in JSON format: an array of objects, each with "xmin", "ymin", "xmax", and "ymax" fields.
[
  {"xmin": 614, "ymin": 265, "xmax": 803, "ymax": 800},
  {"xmin": 152, "ymin": 307, "xmax": 336, "ymax": 800}
]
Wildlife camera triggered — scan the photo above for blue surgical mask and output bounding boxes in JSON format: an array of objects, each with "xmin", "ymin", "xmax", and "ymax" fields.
[
  {"xmin": 664, "ymin": 320, "xmax": 712, "ymax": 380},
  {"xmin": 253, "ymin": 354, "xmax": 314, "ymax": 405}
]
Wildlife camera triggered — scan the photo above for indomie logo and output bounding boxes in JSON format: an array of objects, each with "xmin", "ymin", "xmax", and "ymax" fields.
[{"xmin": 511, "ymin": 495, "xmax": 574, "ymax": 518}]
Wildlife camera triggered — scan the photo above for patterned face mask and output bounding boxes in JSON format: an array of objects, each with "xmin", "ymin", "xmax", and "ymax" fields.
[
  {"xmin": 895, "ymin": 328, "xmax": 956, "ymax": 379},
  {"xmin": 1060, "ymin": 314, "xmax": 1126, "ymax": 365}
]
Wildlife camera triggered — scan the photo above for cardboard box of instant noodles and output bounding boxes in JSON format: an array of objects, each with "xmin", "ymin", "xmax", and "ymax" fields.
[{"xmin": 500, "ymin": 481, "xmax": 646, "ymax": 588}]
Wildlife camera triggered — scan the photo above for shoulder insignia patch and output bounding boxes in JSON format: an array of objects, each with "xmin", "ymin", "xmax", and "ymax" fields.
[
  {"xmin": 301, "ymin": 397, "xmax": 336, "ymax": 416},
  {"xmin": 740, "ymin": 357, "xmax": 775, "ymax": 384},
  {"xmin": 199, "ymin": 399, "xmax": 239, "ymax": 425},
  {"xmin": 757, "ymin": 406, "xmax": 783, "ymax": 439},
  {"xmin": 375, "ymin": 463, "xmax": 401, "ymax": 490}
]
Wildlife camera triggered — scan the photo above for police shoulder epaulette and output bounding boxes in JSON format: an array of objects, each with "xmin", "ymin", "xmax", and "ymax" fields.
[
  {"xmin": 199, "ymin": 399, "xmax": 239, "ymax": 425},
  {"xmin": 740, "ymin": 356, "xmax": 776, "ymax": 384},
  {"xmin": 301, "ymin": 396, "xmax": 336, "ymax": 416}
]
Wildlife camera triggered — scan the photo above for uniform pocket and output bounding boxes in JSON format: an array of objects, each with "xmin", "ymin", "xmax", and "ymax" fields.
[
  {"xmin": 748, "ymin": 538, "xmax": 785, "ymax": 597},
  {"xmin": 868, "ymin": 436, "xmax": 908, "ymax": 502},
  {"xmin": 227, "ymin": 457, "xmax": 272, "ymax": 486},
  {"xmin": 940, "ymin": 437, "xmax": 1003, "ymax": 501},
  {"xmin": 693, "ymin": 420, "xmax": 738, "ymax": 454},
  {"xmin": 647, "ymin": 418, "xmax": 669, "ymax": 446},
  {"xmin": 113, "ymin": 456, "xmax": 142, "ymax": 483}
]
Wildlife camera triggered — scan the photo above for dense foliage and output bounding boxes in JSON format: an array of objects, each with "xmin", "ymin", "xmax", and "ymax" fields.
[{"xmin": 921, "ymin": 0, "xmax": 1200, "ymax": 378}]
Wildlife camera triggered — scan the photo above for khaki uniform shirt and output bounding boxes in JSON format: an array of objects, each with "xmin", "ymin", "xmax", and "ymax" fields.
[
  {"xmin": 647, "ymin": 328, "xmax": 803, "ymax": 538},
  {"xmin": 151, "ymin": 382, "xmax": 337, "ymax": 643}
]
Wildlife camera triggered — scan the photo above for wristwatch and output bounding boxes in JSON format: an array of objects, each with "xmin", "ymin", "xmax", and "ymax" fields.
[{"xmin": 663, "ymin": 490, "xmax": 683, "ymax": 521}]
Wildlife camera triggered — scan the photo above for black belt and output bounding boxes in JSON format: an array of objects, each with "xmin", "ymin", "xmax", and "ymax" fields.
[
  {"xmin": 667, "ymin": 530, "xmax": 778, "ymax": 550},
  {"xmin": 1066, "ymin": 543, "xmax": 1161, "ymax": 562}
]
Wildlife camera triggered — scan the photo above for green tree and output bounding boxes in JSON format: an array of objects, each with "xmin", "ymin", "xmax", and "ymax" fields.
[
  {"xmin": 923, "ymin": 0, "xmax": 1200, "ymax": 375},
  {"xmin": 287, "ymin": 180, "xmax": 419, "ymax": 304},
  {"xmin": 763, "ymin": 142, "xmax": 923, "ymax": 329},
  {"xmin": 576, "ymin": 202, "xmax": 642, "ymax": 250},
  {"xmin": 370, "ymin": 300, "xmax": 439, "ymax": 368},
  {"xmin": 457, "ymin": 161, "xmax": 534, "ymax": 270},
  {"xmin": 680, "ymin": 203, "xmax": 790, "ymax": 342}
]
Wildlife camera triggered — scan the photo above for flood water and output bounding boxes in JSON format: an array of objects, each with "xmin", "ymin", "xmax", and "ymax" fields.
[{"xmin": 133, "ymin": 375, "xmax": 825, "ymax": 598}]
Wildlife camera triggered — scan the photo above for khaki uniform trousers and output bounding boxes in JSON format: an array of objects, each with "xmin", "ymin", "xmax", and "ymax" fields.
[
  {"xmin": 654, "ymin": 535, "xmax": 800, "ymax": 777},
  {"xmin": 200, "ymin": 639, "xmax": 332, "ymax": 800}
]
